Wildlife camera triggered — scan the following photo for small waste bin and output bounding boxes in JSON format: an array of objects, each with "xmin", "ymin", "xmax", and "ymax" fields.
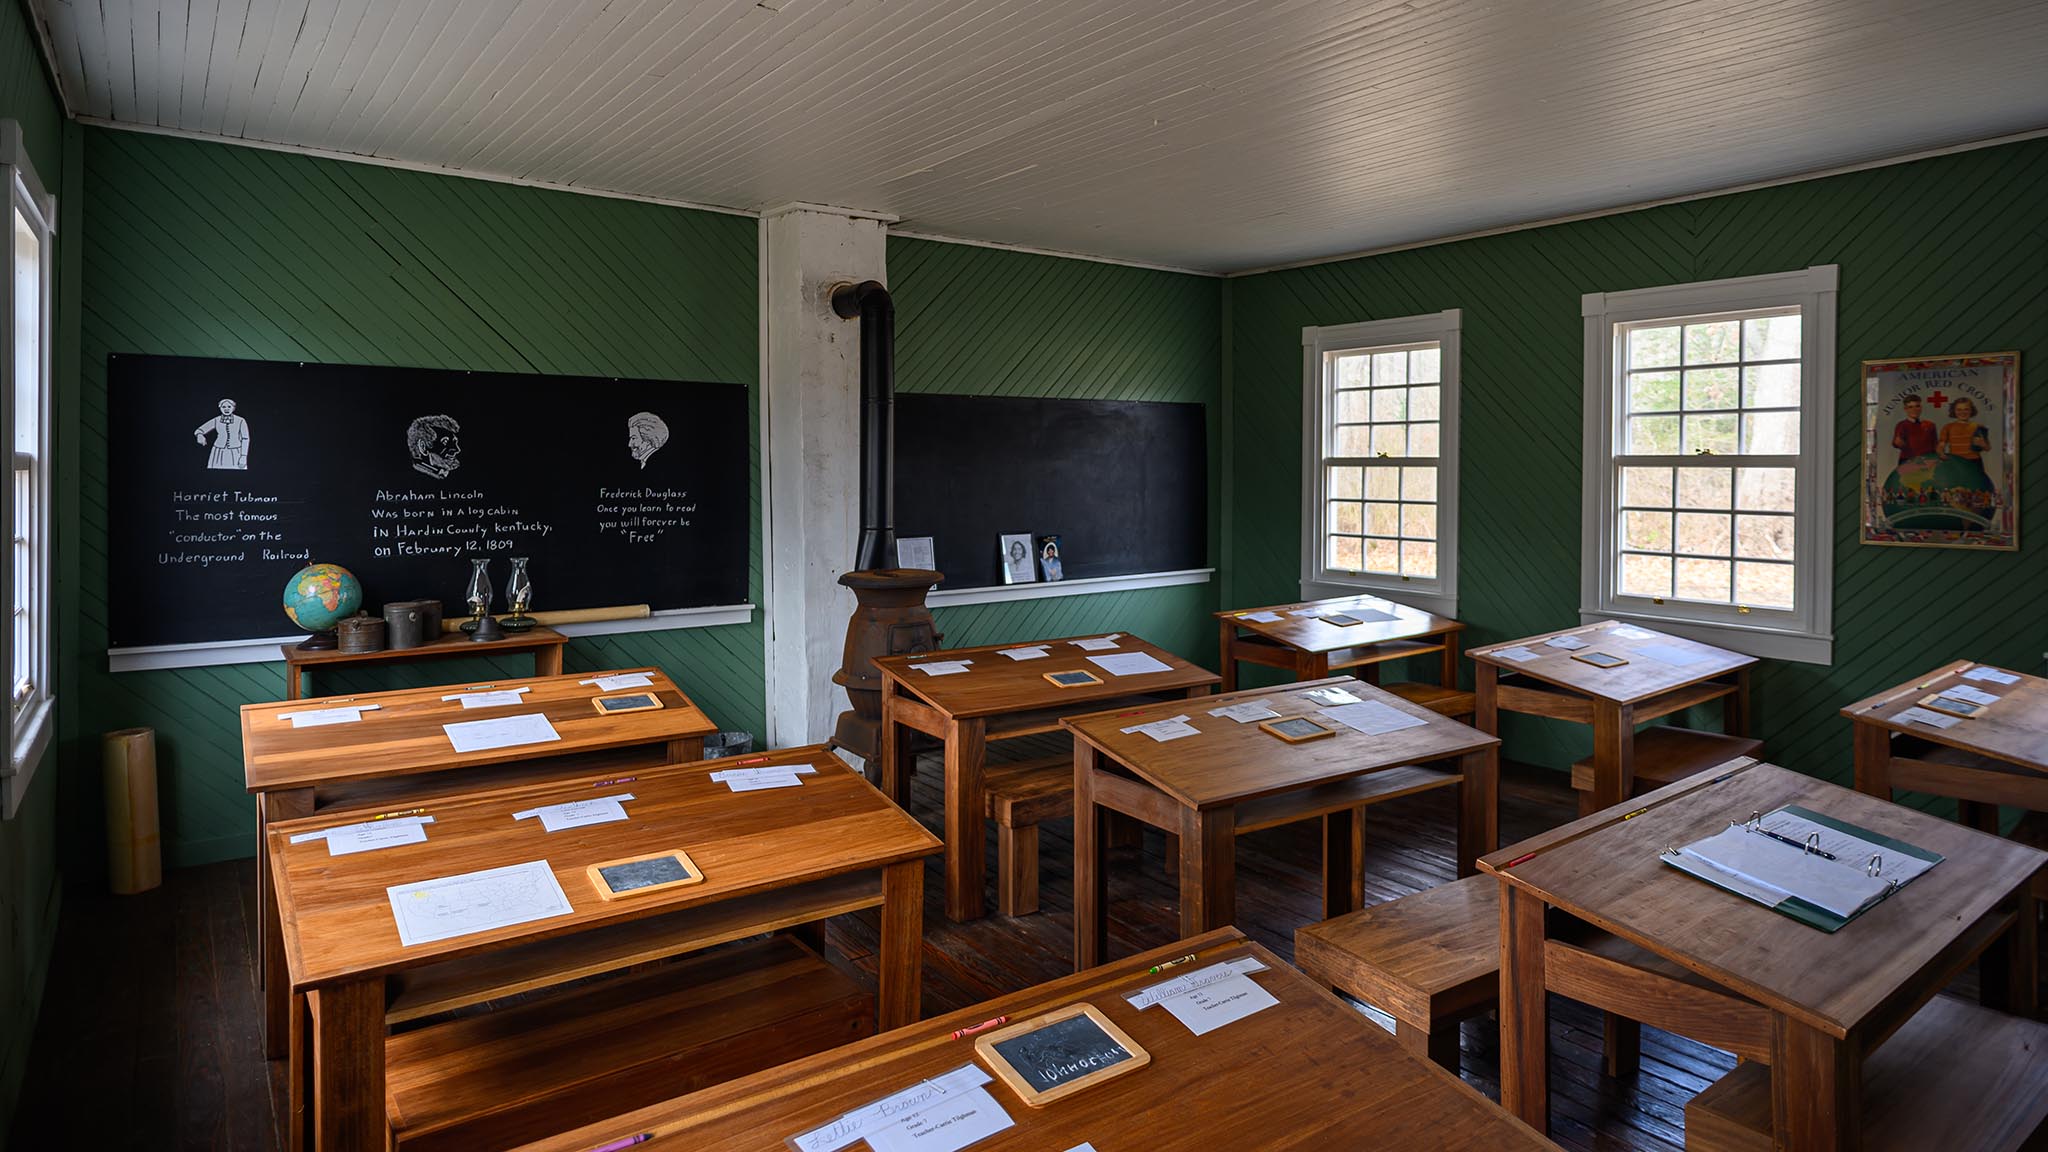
[
  {"xmin": 703, "ymin": 731, "xmax": 755, "ymax": 759},
  {"xmin": 103, "ymin": 728, "xmax": 162, "ymax": 895}
]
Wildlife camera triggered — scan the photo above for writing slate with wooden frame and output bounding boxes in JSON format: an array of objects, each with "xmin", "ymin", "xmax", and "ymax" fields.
[
  {"xmin": 1259, "ymin": 716, "xmax": 1335, "ymax": 744},
  {"xmin": 1044, "ymin": 669, "xmax": 1104, "ymax": 688},
  {"xmin": 975, "ymin": 1002, "xmax": 1149, "ymax": 1106},
  {"xmin": 587, "ymin": 848, "xmax": 702, "ymax": 901},
  {"xmin": 1573, "ymin": 651, "xmax": 1629, "ymax": 668},
  {"xmin": 592, "ymin": 692, "xmax": 664, "ymax": 714}
]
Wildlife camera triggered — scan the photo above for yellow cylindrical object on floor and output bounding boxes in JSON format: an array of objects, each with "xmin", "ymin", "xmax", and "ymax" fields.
[{"xmin": 102, "ymin": 728, "xmax": 162, "ymax": 895}]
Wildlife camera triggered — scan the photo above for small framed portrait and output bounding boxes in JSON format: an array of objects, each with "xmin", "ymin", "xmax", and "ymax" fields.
[
  {"xmin": 895, "ymin": 536, "xmax": 936, "ymax": 571},
  {"xmin": 1860, "ymin": 351, "xmax": 2019, "ymax": 550},
  {"xmin": 999, "ymin": 533, "xmax": 1037, "ymax": 584},
  {"xmin": 1037, "ymin": 534, "xmax": 1065, "ymax": 582}
]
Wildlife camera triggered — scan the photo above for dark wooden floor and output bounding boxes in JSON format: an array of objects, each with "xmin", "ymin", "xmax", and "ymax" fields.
[{"xmin": 12, "ymin": 756, "xmax": 1759, "ymax": 1151}]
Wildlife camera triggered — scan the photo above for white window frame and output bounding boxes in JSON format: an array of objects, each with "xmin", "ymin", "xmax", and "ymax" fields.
[
  {"xmin": 3, "ymin": 121, "xmax": 54, "ymax": 818},
  {"xmin": 1580, "ymin": 266, "xmax": 1836, "ymax": 664},
  {"xmin": 1300, "ymin": 309, "xmax": 1461, "ymax": 617}
]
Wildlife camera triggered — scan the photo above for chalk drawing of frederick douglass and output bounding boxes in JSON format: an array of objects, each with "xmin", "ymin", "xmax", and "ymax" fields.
[
  {"xmin": 406, "ymin": 414, "xmax": 463, "ymax": 479},
  {"xmin": 627, "ymin": 411, "xmax": 670, "ymax": 469}
]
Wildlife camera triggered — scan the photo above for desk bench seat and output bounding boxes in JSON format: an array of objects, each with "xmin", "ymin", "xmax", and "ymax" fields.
[
  {"xmin": 1684, "ymin": 994, "xmax": 2048, "ymax": 1152},
  {"xmin": 983, "ymin": 755, "xmax": 1074, "ymax": 916},
  {"xmin": 384, "ymin": 936, "xmax": 872, "ymax": 1152},
  {"xmin": 1570, "ymin": 726, "xmax": 1763, "ymax": 803}
]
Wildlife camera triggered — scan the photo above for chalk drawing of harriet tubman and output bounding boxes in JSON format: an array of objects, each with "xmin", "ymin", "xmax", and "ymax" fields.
[
  {"xmin": 407, "ymin": 414, "xmax": 463, "ymax": 479},
  {"xmin": 627, "ymin": 411, "xmax": 670, "ymax": 469},
  {"xmin": 193, "ymin": 398, "xmax": 251, "ymax": 469}
]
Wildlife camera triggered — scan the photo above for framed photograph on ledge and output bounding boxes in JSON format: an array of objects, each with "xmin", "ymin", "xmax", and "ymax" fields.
[
  {"xmin": 999, "ymin": 533, "xmax": 1038, "ymax": 584},
  {"xmin": 1860, "ymin": 351, "xmax": 2019, "ymax": 550}
]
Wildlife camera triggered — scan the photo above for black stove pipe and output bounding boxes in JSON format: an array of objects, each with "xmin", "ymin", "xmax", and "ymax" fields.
[{"xmin": 832, "ymin": 280, "xmax": 896, "ymax": 571}]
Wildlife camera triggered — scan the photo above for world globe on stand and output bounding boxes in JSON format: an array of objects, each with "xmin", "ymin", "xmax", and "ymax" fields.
[{"xmin": 283, "ymin": 562, "xmax": 363, "ymax": 649}]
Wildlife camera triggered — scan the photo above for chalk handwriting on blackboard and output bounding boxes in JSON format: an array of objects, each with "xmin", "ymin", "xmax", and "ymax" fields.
[
  {"xmin": 368, "ymin": 490, "xmax": 555, "ymax": 559},
  {"xmin": 594, "ymin": 486, "xmax": 695, "ymax": 544}
]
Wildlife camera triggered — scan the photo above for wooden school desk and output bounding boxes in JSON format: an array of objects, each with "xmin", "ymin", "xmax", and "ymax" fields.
[
  {"xmin": 1481, "ymin": 758, "xmax": 2043, "ymax": 1151},
  {"xmin": 269, "ymin": 745, "xmax": 940, "ymax": 1152},
  {"xmin": 1214, "ymin": 592, "xmax": 1466, "ymax": 710},
  {"xmin": 875, "ymin": 635, "xmax": 1219, "ymax": 922},
  {"xmin": 1064, "ymin": 677, "xmax": 1498, "ymax": 969},
  {"xmin": 280, "ymin": 624, "xmax": 570, "ymax": 700},
  {"xmin": 1844, "ymin": 659, "xmax": 2048, "ymax": 829},
  {"xmin": 1471, "ymin": 620, "xmax": 1755, "ymax": 815},
  {"xmin": 513, "ymin": 927, "xmax": 1559, "ymax": 1152},
  {"xmin": 244, "ymin": 667, "xmax": 717, "ymax": 1059}
]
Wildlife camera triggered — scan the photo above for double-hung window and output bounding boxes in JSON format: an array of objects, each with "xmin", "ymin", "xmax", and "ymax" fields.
[
  {"xmin": 1581, "ymin": 267, "xmax": 1836, "ymax": 663},
  {"xmin": 3, "ymin": 121, "xmax": 54, "ymax": 818},
  {"xmin": 1301, "ymin": 310, "xmax": 1461, "ymax": 616}
]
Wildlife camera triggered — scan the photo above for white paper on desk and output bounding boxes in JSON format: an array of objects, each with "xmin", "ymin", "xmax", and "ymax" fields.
[
  {"xmin": 997, "ymin": 646, "xmax": 1049, "ymax": 661},
  {"xmin": 1760, "ymin": 809, "xmax": 1939, "ymax": 888},
  {"xmin": 728, "ymin": 773, "xmax": 805, "ymax": 792},
  {"xmin": 1638, "ymin": 643, "xmax": 1709, "ymax": 667},
  {"xmin": 1940, "ymin": 684, "xmax": 2002, "ymax": 706},
  {"xmin": 791, "ymin": 1064, "xmax": 995, "ymax": 1152},
  {"xmin": 1670, "ymin": 825, "xmax": 1891, "ymax": 919},
  {"xmin": 1894, "ymin": 706, "xmax": 1962, "ymax": 730},
  {"xmin": 386, "ymin": 859, "xmax": 572, "ymax": 947},
  {"xmin": 443, "ymin": 712, "xmax": 562, "ymax": 754},
  {"xmin": 864, "ymin": 1086, "xmax": 1014, "ymax": 1152},
  {"xmin": 1088, "ymin": 652, "xmax": 1173, "ymax": 677},
  {"xmin": 1237, "ymin": 611, "xmax": 1284, "ymax": 623},
  {"xmin": 1121, "ymin": 714, "xmax": 1199, "ymax": 743},
  {"xmin": 1612, "ymin": 625, "xmax": 1659, "ymax": 640},
  {"xmin": 1301, "ymin": 686, "xmax": 1361, "ymax": 706},
  {"xmin": 1070, "ymin": 635, "xmax": 1122, "ymax": 651},
  {"xmin": 579, "ymin": 672, "xmax": 654, "ymax": 691},
  {"xmin": 444, "ymin": 687, "xmax": 532, "ymax": 709},
  {"xmin": 911, "ymin": 661, "xmax": 973, "ymax": 676},
  {"xmin": 1344, "ymin": 608, "xmax": 1400, "ymax": 624},
  {"xmin": 290, "ymin": 815, "xmax": 434, "ymax": 856},
  {"xmin": 1065, "ymin": 1145, "xmax": 1100, "ymax": 1152},
  {"xmin": 1962, "ymin": 665, "xmax": 2022, "ymax": 686},
  {"xmin": 1127, "ymin": 955, "xmax": 1270, "ymax": 1009},
  {"xmin": 276, "ymin": 704, "xmax": 379, "ymax": 728},
  {"xmin": 1319, "ymin": 700, "xmax": 1429, "ymax": 736},
  {"xmin": 1287, "ymin": 608, "xmax": 1324, "ymax": 617},
  {"xmin": 1544, "ymin": 635, "xmax": 1591, "ymax": 651},
  {"xmin": 513, "ymin": 793, "xmax": 634, "ymax": 833},
  {"xmin": 709, "ymin": 764, "xmax": 819, "ymax": 784},
  {"xmin": 1209, "ymin": 701, "xmax": 1280, "ymax": 723},
  {"xmin": 1161, "ymin": 971, "xmax": 1280, "ymax": 1036},
  {"xmin": 1490, "ymin": 646, "xmax": 1542, "ymax": 663}
]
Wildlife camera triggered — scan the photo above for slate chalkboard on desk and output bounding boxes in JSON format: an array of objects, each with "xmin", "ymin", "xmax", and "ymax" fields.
[
  {"xmin": 894, "ymin": 395, "xmax": 1205, "ymax": 589},
  {"xmin": 107, "ymin": 354, "xmax": 749, "ymax": 649}
]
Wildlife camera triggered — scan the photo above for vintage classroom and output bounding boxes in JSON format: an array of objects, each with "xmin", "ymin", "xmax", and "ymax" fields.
[{"xmin": 0, "ymin": 1, "xmax": 2044, "ymax": 1149}]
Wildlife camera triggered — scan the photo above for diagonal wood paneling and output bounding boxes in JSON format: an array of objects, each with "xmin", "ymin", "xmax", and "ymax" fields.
[
  {"xmin": 1228, "ymin": 137, "xmax": 2048, "ymax": 807},
  {"xmin": 72, "ymin": 126, "xmax": 762, "ymax": 866},
  {"xmin": 888, "ymin": 236, "xmax": 1223, "ymax": 663}
]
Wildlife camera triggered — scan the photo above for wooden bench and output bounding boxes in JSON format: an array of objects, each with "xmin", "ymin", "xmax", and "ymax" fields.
[
  {"xmin": 1684, "ymin": 994, "xmax": 2048, "ymax": 1152},
  {"xmin": 1570, "ymin": 726, "xmax": 1762, "ymax": 803},
  {"xmin": 983, "ymin": 756, "xmax": 1074, "ymax": 916},
  {"xmin": 1383, "ymin": 680, "xmax": 1478, "ymax": 720},
  {"xmin": 383, "ymin": 935, "xmax": 872, "ymax": 1152}
]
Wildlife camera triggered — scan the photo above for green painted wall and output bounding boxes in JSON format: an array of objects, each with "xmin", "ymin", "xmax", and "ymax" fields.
[
  {"xmin": 1, "ymin": 0, "xmax": 66, "ymax": 1131},
  {"xmin": 1227, "ymin": 139, "xmax": 2048, "ymax": 793},
  {"xmin": 888, "ymin": 237, "xmax": 1223, "ymax": 659},
  {"xmin": 71, "ymin": 128, "xmax": 763, "ymax": 868}
]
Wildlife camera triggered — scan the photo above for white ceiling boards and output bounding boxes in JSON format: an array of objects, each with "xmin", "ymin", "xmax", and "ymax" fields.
[{"xmin": 28, "ymin": 0, "xmax": 2048, "ymax": 271}]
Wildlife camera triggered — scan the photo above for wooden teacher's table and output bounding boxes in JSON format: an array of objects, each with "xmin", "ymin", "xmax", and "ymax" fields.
[
  {"xmin": 1482, "ymin": 758, "xmax": 2042, "ymax": 1150},
  {"xmin": 1471, "ymin": 620, "xmax": 1756, "ymax": 815},
  {"xmin": 875, "ymin": 634, "xmax": 1218, "ymax": 922},
  {"xmin": 243, "ymin": 667, "xmax": 717, "ymax": 1059},
  {"xmin": 280, "ymin": 625, "xmax": 570, "ymax": 700},
  {"xmin": 514, "ymin": 927, "xmax": 1558, "ymax": 1152},
  {"xmin": 269, "ymin": 745, "xmax": 940, "ymax": 1152},
  {"xmin": 1845, "ymin": 659, "xmax": 2048, "ymax": 828},
  {"xmin": 1215, "ymin": 593, "xmax": 1467, "ymax": 710},
  {"xmin": 1065, "ymin": 677, "xmax": 1498, "ymax": 969}
]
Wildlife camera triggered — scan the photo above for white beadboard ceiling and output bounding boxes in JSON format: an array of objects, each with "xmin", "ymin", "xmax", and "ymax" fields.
[{"xmin": 27, "ymin": 0, "xmax": 2048, "ymax": 272}]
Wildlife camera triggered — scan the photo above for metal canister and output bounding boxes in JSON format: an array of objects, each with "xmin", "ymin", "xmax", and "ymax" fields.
[
  {"xmin": 336, "ymin": 613, "xmax": 387, "ymax": 653},
  {"xmin": 382, "ymin": 602, "xmax": 425, "ymax": 649},
  {"xmin": 414, "ymin": 599, "xmax": 445, "ymax": 639}
]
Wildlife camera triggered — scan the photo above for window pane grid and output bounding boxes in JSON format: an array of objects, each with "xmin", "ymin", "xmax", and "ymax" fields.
[
  {"xmin": 1611, "ymin": 454, "xmax": 1798, "ymax": 611},
  {"xmin": 1622, "ymin": 311, "xmax": 1802, "ymax": 456},
  {"xmin": 1321, "ymin": 339, "xmax": 1443, "ymax": 583}
]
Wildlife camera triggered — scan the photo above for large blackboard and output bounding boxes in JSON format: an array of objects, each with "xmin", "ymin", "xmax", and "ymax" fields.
[
  {"xmin": 108, "ymin": 354, "xmax": 749, "ymax": 649},
  {"xmin": 894, "ymin": 395, "xmax": 1206, "ymax": 589}
]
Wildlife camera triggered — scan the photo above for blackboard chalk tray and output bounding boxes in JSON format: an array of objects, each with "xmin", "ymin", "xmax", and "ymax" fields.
[
  {"xmin": 975, "ymin": 1001, "xmax": 1148, "ymax": 1106},
  {"xmin": 586, "ymin": 848, "xmax": 703, "ymax": 901}
]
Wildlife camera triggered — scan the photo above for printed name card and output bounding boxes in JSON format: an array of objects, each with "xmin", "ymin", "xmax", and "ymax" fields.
[
  {"xmin": 580, "ymin": 672, "xmax": 654, "ymax": 691},
  {"xmin": 276, "ymin": 704, "xmax": 380, "ymax": 729},
  {"xmin": 1962, "ymin": 665, "xmax": 2021, "ymax": 685},
  {"xmin": 1237, "ymin": 611, "xmax": 1283, "ymax": 623},
  {"xmin": 442, "ymin": 686, "xmax": 533, "ymax": 709},
  {"xmin": 1127, "ymin": 956, "xmax": 1278, "ymax": 1036},
  {"xmin": 1894, "ymin": 706, "xmax": 1962, "ymax": 730},
  {"xmin": 790, "ymin": 1064, "xmax": 1013, "ymax": 1152},
  {"xmin": 1489, "ymin": 646, "xmax": 1542, "ymax": 663},
  {"xmin": 997, "ymin": 646, "xmax": 1050, "ymax": 661},
  {"xmin": 1208, "ymin": 701, "xmax": 1280, "ymax": 724},
  {"xmin": 710, "ymin": 763, "xmax": 819, "ymax": 791},
  {"xmin": 443, "ymin": 713, "xmax": 563, "ymax": 753},
  {"xmin": 911, "ymin": 660, "xmax": 974, "ymax": 677},
  {"xmin": 289, "ymin": 815, "xmax": 433, "ymax": 856},
  {"xmin": 1069, "ymin": 634, "xmax": 1122, "ymax": 651},
  {"xmin": 1286, "ymin": 608, "xmax": 1324, "ymax": 617},
  {"xmin": 1942, "ymin": 684, "xmax": 2001, "ymax": 706},
  {"xmin": 1544, "ymin": 634, "xmax": 1590, "ymax": 650},
  {"xmin": 1120, "ymin": 715, "xmax": 1199, "ymax": 743},
  {"xmin": 513, "ymin": 793, "xmax": 634, "ymax": 833}
]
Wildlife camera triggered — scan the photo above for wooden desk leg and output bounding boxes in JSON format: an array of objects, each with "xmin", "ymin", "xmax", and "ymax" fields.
[
  {"xmin": 879, "ymin": 859, "xmax": 924, "ymax": 1029},
  {"xmin": 1499, "ymin": 881, "xmax": 1549, "ymax": 1134},
  {"xmin": 262, "ymin": 787, "xmax": 314, "ymax": 1062},
  {"xmin": 1219, "ymin": 620, "xmax": 1238, "ymax": 692},
  {"xmin": 1474, "ymin": 662, "xmax": 1499, "ymax": 736},
  {"xmin": 1982, "ymin": 876, "xmax": 2041, "ymax": 1018},
  {"xmin": 1851, "ymin": 720, "xmax": 1893, "ymax": 800},
  {"xmin": 1301, "ymin": 650, "xmax": 1330, "ymax": 683},
  {"xmin": 943, "ymin": 717, "xmax": 989, "ymax": 923},
  {"xmin": 1772, "ymin": 1015, "xmax": 1859, "ymax": 1152},
  {"xmin": 1322, "ymin": 808, "xmax": 1364, "ymax": 920},
  {"xmin": 1074, "ymin": 744, "xmax": 1109, "ymax": 971},
  {"xmin": 286, "ymin": 666, "xmax": 303, "ymax": 701},
  {"xmin": 1456, "ymin": 747, "xmax": 1498, "ymax": 876},
  {"xmin": 1585, "ymin": 701, "xmax": 1634, "ymax": 817},
  {"xmin": 1177, "ymin": 806, "xmax": 1236, "ymax": 938},
  {"xmin": 534, "ymin": 644, "xmax": 563, "ymax": 679},
  {"xmin": 879, "ymin": 679, "xmax": 914, "ymax": 806},
  {"xmin": 1440, "ymin": 628, "xmax": 1461, "ymax": 690},
  {"xmin": 1724, "ymin": 666, "xmax": 1751, "ymax": 737},
  {"xmin": 310, "ymin": 979, "xmax": 386, "ymax": 1152}
]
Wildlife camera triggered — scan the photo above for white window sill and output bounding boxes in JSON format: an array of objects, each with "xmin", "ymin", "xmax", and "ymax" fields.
[
  {"xmin": 1300, "ymin": 577, "xmax": 1456, "ymax": 620},
  {"xmin": 1580, "ymin": 607, "xmax": 1830, "ymax": 665},
  {"xmin": 5, "ymin": 695, "xmax": 54, "ymax": 819}
]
